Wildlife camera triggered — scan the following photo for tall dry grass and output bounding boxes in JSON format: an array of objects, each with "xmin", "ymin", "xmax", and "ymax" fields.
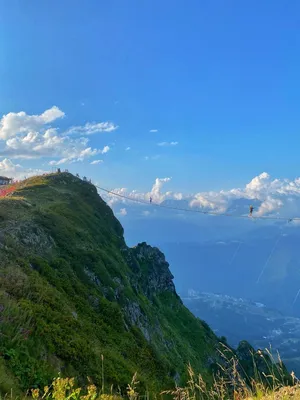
[
  {"xmin": 2, "ymin": 347, "xmax": 299, "ymax": 400},
  {"xmin": 162, "ymin": 345, "xmax": 298, "ymax": 400}
]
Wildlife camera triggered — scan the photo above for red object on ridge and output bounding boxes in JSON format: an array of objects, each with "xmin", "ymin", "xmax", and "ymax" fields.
[{"xmin": 0, "ymin": 185, "xmax": 17, "ymax": 198}]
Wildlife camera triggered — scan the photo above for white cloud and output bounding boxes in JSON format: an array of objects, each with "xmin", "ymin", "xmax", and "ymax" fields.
[
  {"xmin": 0, "ymin": 158, "xmax": 21, "ymax": 173},
  {"xmin": 150, "ymin": 129, "xmax": 158, "ymax": 133},
  {"xmin": 151, "ymin": 178, "xmax": 171, "ymax": 201},
  {"xmin": 0, "ymin": 158, "xmax": 45, "ymax": 180},
  {"xmin": 125, "ymin": 147, "xmax": 131, "ymax": 151},
  {"xmin": 144, "ymin": 155, "xmax": 160, "ymax": 161},
  {"xmin": 142, "ymin": 210, "xmax": 150, "ymax": 216},
  {"xmin": 119, "ymin": 208, "xmax": 127, "ymax": 216},
  {"xmin": 0, "ymin": 106, "xmax": 65, "ymax": 140},
  {"xmin": 103, "ymin": 176, "xmax": 182, "ymax": 207},
  {"xmin": 77, "ymin": 147, "xmax": 99, "ymax": 160},
  {"xmin": 101, "ymin": 145, "xmax": 110, "ymax": 154},
  {"xmin": 189, "ymin": 172, "xmax": 300, "ymax": 217},
  {"xmin": 157, "ymin": 141, "xmax": 178, "ymax": 147},
  {"xmin": 104, "ymin": 172, "xmax": 300, "ymax": 219},
  {"xmin": 90, "ymin": 160, "xmax": 103, "ymax": 165},
  {"xmin": 0, "ymin": 107, "xmax": 114, "ymax": 165},
  {"xmin": 43, "ymin": 135, "xmax": 101, "ymax": 165},
  {"xmin": 190, "ymin": 193, "xmax": 228, "ymax": 213},
  {"xmin": 256, "ymin": 196, "xmax": 283, "ymax": 216},
  {"xmin": 41, "ymin": 107, "xmax": 65, "ymax": 123},
  {"xmin": 65, "ymin": 121, "xmax": 118, "ymax": 135}
]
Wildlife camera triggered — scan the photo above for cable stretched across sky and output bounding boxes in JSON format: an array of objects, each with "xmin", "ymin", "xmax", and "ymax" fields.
[{"xmin": 95, "ymin": 185, "xmax": 300, "ymax": 223}]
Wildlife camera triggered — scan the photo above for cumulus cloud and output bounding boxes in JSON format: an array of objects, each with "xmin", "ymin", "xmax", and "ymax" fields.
[
  {"xmin": 119, "ymin": 208, "xmax": 127, "ymax": 216},
  {"xmin": 104, "ymin": 176, "xmax": 184, "ymax": 208},
  {"xmin": 150, "ymin": 129, "xmax": 158, "ymax": 133},
  {"xmin": 256, "ymin": 196, "xmax": 284, "ymax": 216},
  {"xmin": 0, "ymin": 106, "xmax": 65, "ymax": 140},
  {"xmin": 190, "ymin": 193, "xmax": 228, "ymax": 213},
  {"xmin": 44, "ymin": 135, "xmax": 102, "ymax": 165},
  {"xmin": 90, "ymin": 160, "xmax": 103, "ymax": 165},
  {"xmin": 157, "ymin": 141, "xmax": 178, "ymax": 147},
  {"xmin": 151, "ymin": 178, "xmax": 171, "ymax": 201},
  {"xmin": 246, "ymin": 172, "xmax": 270, "ymax": 192},
  {"xmin": 105, "ymin": 172, "xmax": 300, "ymax": 219},
  {"xmin": 0, "ymin": 107, "xmax": 114, "ymax": 165},
  {"xmin": 0, "ymin": 158, "xmax": 20, "ymax": 171},
  {"xmin": 189, "ymin": 172, "xmax": 300, "ymax": 217},
  {"xmin": 0, "ymin": 158, "xmax": 45, "ymax": 180},
  {"xmin": 101, "ymin": 145, "xmax": 110, "ymax": 154}
]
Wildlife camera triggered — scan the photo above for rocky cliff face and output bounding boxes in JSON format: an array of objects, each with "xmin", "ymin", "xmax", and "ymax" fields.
[
  {"xmin": 128, "ymin": 242, "xmax": 177, "ymax": 297},
  {"xmin": 0, "ymin": 173, "xmax": 220, "ymax": 394}
]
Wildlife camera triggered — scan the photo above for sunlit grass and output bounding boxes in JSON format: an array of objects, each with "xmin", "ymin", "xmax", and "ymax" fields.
[
  {"xmin": 2, "ymin": 347, "xmax": 297, "ymax": 400},
  {"xmin": 161, "ymin": 345, "xmax": 298, "ymax": 400}
]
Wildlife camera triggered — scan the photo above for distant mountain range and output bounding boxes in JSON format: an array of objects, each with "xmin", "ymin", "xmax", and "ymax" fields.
[
  {"xmin": 119, "ymin": 198, "xmax": 300, "ymax": 376},
  {"xmin": 183, "ymin": 291, "xmax": 300, "ymax": 376},
  {"xmin": 158, "ymin": 228, "xmax": 300, "ymax": 316}
]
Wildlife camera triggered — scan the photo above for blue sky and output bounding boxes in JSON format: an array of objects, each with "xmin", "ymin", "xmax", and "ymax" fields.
[{"xmin": 1, "ymin": 0, "xmax": 300, "ymax": 195}]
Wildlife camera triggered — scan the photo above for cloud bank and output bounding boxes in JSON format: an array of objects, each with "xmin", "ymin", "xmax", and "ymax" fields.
[
  {"xmin": 0, "ymin": 106, "xmax": 117, "ymax": 165},
  {"xmin": 105, "ymin": 172, "xmax": 300, "ymax": 218}
]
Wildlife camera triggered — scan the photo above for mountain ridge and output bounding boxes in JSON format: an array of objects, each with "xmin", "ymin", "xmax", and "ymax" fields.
[{"xmin": 0, "ymin": 173, "xmax": 220, "ymax": 393}]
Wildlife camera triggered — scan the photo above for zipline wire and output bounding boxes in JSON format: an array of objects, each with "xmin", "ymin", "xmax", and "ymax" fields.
[{"xmin": 95, "ymin": 185, "xmax": 300, "ymax": 223}]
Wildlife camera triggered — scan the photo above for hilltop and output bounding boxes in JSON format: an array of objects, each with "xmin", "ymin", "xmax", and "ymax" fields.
[{"xmin": 0, "ymin": 172, "xmax": 221, "ymax": 393}]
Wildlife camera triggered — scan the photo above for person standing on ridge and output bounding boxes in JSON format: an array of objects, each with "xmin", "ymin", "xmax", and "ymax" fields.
[{"xmin": 249, "ymin": 205, "xmax": 254, "ymax": 217}]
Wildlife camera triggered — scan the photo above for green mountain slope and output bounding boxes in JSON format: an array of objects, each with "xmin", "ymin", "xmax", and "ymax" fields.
[{"xmin": 0, "ymin": 173, "xmax": 220, "ymax": 393}]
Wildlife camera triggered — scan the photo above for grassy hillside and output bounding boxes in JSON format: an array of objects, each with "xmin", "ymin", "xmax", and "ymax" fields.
[{"xmin": 0, "ymin": 173, "xmax": 220, "ymax": 393}]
